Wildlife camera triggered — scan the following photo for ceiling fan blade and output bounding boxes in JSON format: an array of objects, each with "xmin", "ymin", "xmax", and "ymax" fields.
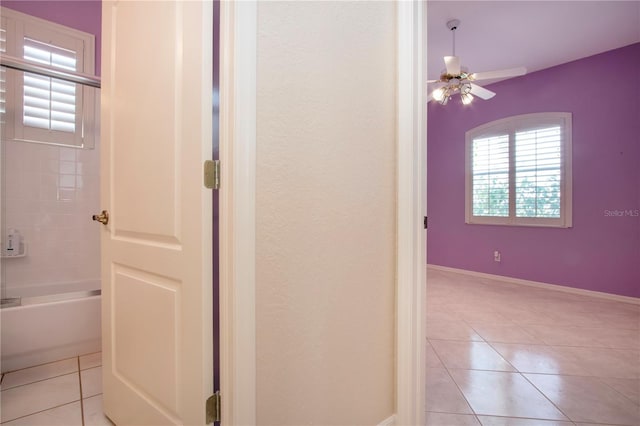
[
  {"xmin": 469, "ymin": 66, "xmax": 526, "ymax": 81},
  {"xmin": 444, "ymin": 56, "xmax": 460, "ymax": 75},
  {"xmin": 426, "ymin": 79, "xmax": 441, "ymax": 84},
  {"xmin": 469, "ymin": 83, "xmax": 496, "ymax": 100}
]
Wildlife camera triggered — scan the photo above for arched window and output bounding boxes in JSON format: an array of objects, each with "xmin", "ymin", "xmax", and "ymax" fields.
[{"xmin": 465, "ymin": 112, "xmax": 572, "ymax": 227}]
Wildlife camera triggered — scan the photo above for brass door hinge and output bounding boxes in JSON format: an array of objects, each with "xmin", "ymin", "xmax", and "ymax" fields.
[
  {"xmin": 204, "ymin": 160, "xmax": 220, "ymax": 190},
  {"xmin": 206, "ymin": 391, "xmax": 221, "ymax": 423}
]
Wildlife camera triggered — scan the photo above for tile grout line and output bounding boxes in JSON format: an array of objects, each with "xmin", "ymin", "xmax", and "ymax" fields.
[
  {"xmin": 591, "ymin": 376, "xmax": 640, "ymax": 410},
  {"xmin": 428, "ymin": 338, "xmax": 481, "ymax": 422},
  {"xmin": 488, "ymin": 331, "xmax": 640, "ymax": 414},
  {"xmin": 0, "ymin": 355, "xmax": 79, "ymax": 376},
  {"xmin": 78, "ymin": 356, "xmax": 86, "ymax": 426},
  {"xmin": 430, "ymin": 325, "xmax": 575, "ymax": 423},
  {"xmin": 0, "ymin": 400, "xmax": 82, "ymax": 424},
  {"xmin": 1, "ymin": 355, "xmax": 105, "ymax": 425},
  {"xmin": 466, "ymin": 314, "xmax": 579, "ymax": 423},
  {"xmin": 518, "ymin": 367, "xmax": 576, "ymax": 423},
  {"xmin": 0, "ymin": 371, "xmax": 80, "ymax": 392},
  {"xmin": 426, "ymin": 272, "xmax": 639, "ymax": 425}
]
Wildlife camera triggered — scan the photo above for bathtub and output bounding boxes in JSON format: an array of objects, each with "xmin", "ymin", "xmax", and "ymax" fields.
[{"xmin": 1, "ymin": 280, "xmax": 101, "ymax": 373}]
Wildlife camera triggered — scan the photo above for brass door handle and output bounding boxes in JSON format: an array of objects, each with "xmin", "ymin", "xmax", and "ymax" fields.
[{"xmin": 92, "ymin": 210, "xmax": 109, "ymax": 225}]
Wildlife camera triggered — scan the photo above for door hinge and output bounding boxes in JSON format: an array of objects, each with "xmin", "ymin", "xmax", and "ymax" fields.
[
  {"xmin": 204, "ymin": 160, "xmax": 220, "ymax": 190},
  {"xmin": 206, "ymin": 391, "xmax": 221, "ymax": 423},
  {"xmin": 424, "ymin": 216, "xmax": 428, "ymax": 229}
]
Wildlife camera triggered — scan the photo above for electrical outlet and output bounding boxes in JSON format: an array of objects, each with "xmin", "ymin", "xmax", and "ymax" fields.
[{"xmin": 494, "ymin": 250, "xmax": 501, "ymax": 262}]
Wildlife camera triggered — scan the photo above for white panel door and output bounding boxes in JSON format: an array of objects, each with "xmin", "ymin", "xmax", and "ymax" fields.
[{"xmin": 100, "ymin": 1, "xmax": 213, "ymax": 424}]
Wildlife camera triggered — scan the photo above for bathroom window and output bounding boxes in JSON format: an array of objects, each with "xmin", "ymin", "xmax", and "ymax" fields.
[
  {"xmin": 465, "ymin": 112, "xmax": 573, "ymax": 228},
  {"xmin": 0, "ymin": 8, "xmax": 96, "ymax": 149}
]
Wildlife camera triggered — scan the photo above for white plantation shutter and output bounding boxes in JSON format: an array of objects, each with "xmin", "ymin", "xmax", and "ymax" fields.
[
  {"xmin": 472, "ymin": 134, "xmax": 509, "ymax": 217},
  {"xmin": 0, "ymin": 7, "xmax": 95, "ymax": 148},
  {"xmin": 466, "ymin": 113, "xmax": 572, "ymax": 227},
  {"xmin": 515, "ymin": 126, "xmax": 562, "ymax": 218},
  {"xmin": 23, "ymin": 38, "xmax": 77, "ymax": 133}
]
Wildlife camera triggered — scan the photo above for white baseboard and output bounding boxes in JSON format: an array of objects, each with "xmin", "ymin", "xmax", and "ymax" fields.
[
  {"xmin": 427, "ymin": 264, "xmax": 640, "ymax": 305},
  {"xmin": 378, "ymin": 414, "xmax": 396, "ymax": 426}
]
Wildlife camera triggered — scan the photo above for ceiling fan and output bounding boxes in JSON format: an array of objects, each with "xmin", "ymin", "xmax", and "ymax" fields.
[{"xmin": 428, "ymin": 19, "xmax": 527, "ymax": 105}]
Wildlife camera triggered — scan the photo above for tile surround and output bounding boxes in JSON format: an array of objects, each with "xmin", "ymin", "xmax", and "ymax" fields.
[{"xmin": 1, "ymin": 139, "xmax": 100, "ymax": 297}]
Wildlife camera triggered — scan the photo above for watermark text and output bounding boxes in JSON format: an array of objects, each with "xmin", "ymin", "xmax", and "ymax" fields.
[{"xmin": 604, "ymin": 209, "xmax": 639, "ymax": 217}]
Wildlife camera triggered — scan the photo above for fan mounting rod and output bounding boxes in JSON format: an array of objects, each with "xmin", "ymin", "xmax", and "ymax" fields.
[{"xmin": 447, "ymin": 19, "xmax": 460, "ymax": 56}]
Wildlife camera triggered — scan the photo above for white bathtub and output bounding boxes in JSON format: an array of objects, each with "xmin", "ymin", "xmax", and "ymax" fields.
[{"xmin": 1, "ymin": 281, "xmax": 101, "ymax": 373}]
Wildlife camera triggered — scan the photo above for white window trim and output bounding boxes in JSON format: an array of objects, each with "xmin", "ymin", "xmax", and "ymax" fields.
[
  {"xmin": 1, "ymin": 6, "xmax": 96, "ymax": 149},
  {"xmin": 465, "ymin": 112, "xmax": 573, "ymax": 228}
]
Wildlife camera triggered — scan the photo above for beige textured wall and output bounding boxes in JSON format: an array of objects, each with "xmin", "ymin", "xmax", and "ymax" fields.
[{"xmin": 256, "ymin": 1, "xmax": 396, "ymax": 424}]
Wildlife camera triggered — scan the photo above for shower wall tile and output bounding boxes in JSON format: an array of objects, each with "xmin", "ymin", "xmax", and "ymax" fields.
[{"xmin": 1, "ymin": 138, "xmax": 101, "ymax": 296}]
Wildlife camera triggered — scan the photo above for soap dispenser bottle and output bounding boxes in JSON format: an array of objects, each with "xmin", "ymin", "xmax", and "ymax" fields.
[{"xmin": 5, "ymin": 228, "xmax": 21, "ymax": 256}]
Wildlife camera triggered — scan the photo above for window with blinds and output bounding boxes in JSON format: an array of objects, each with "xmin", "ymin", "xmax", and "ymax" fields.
[
  {"xmin": 515, "ymin": 126, "xmax": 562, "ymax": 218},
  {"xmin": 0, "ymin": 7, "xmax": 95, "ymax": 148},
  {"xmin": 472, "ymin": 134, "xmax": 509, "ymax": 217},
  {"xmin": 465, "ymin": 113, "xmax": 572, "ymax": 227},
  {"xmin": 23, "ymin": 38, "xmax": 78, "ymax": 133}
]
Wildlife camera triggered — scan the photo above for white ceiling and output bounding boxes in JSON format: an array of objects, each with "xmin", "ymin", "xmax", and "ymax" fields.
[{"xmin": 426, "ymin": 1, "xmax": 640, "ymax": 83}]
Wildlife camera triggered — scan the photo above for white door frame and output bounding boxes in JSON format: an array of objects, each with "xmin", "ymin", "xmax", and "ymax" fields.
[
  {"xmin": 218, "ymin": 1, "xmax": 257, "ymax": 424},
  {"xmin": 218, "ymin": 1, "xmax": 426, "ymax": 424},
  {"xmin": 395, "ymin": 1, "xmax": 426, "ymax": 424}
]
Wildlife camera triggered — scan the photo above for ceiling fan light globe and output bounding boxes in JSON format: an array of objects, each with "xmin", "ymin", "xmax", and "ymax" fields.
[
  {"xmin": 432, "ymin": 87, "xmax": 446, "ymax": 102},
  {"xmin": 461, "ymin": 93, "xmax": 474, "ymax": 105}
]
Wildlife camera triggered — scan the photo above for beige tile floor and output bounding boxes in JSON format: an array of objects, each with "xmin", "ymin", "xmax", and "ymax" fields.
[
  {"xmin": 426, "ymin": 268, "xmax": 640, "ymax": 426},
  {"xmin": 0, "ymin": 352, "xmax": 112, "ymax": 425}
]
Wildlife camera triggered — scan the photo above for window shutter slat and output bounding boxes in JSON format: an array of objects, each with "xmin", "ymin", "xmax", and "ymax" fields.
[{"xmin": 23, "ymin": 116, "xmax": 51, "ymax": 129}]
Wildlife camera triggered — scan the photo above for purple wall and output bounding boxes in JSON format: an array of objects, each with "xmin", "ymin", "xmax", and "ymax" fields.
[
  {"xmin": 2, "ymin": 0, "xmax": 102, "ymax": 75},
  {"xmin": 427, "ymin": 43, "xmax": 640, "ymax": 298}
]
